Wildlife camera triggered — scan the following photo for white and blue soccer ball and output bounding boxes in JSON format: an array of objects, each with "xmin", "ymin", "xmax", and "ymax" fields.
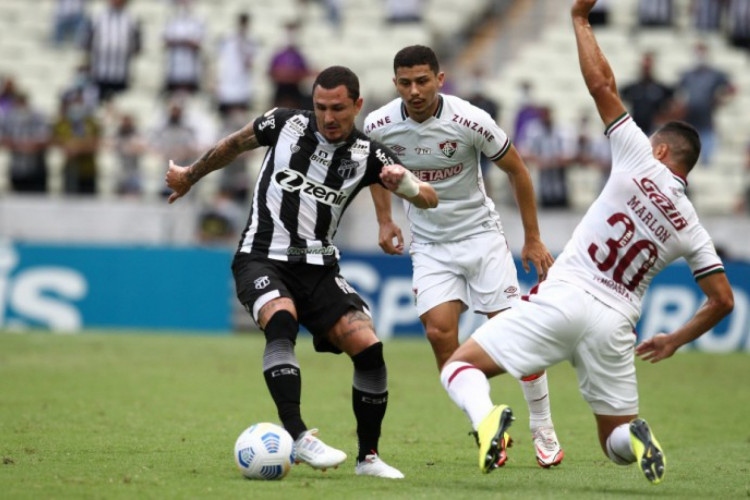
[{"xmin": 234, "ymin": 423, "xmax": 295, "ymax": 480}]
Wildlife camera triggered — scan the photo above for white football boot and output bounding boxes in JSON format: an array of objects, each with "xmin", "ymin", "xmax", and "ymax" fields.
[
  {"xmin": 532, "ymin": 426, "xmax": 564, "ymax": 468},
  {"xmin": 355, "ymin": 453, "xmax": 405, "ymax": 479},
  {"xmin": 294, "ymin": 429, "xmax": 347, "ymax": 471}
]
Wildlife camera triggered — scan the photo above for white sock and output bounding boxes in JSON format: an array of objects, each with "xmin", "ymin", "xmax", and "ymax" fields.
[
  {"xmin": 440, "ymin": 361, "xmax": 493, "ymax": 430},
  {"xmin": 519, "ymin": 372, "xmax": 552, "ymax": 430},
  {"xmin": 606, "ymin": 423, "xmax": 635, "ymax": 465}
]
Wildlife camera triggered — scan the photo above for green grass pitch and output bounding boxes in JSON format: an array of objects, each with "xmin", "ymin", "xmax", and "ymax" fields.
[{"xmin": 1, "ymin": 331, "xmax": 749, "ymax": 499}]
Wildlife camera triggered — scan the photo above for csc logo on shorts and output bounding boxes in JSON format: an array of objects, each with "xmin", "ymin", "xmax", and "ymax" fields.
[{"xmin": 274, "ymin": 170, "xmax": 348, "ymax": 207}]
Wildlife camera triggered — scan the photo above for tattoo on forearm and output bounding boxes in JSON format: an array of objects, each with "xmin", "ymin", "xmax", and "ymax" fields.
[{"xmin": 187, "ymin": 125, "xmax": 259, "ymax": 184}]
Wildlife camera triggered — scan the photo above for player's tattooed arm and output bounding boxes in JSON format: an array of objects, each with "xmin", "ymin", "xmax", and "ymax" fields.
[
  {"xmin": 187, "ymin": 122, "xmax": 260, "ymax": 184},
  {"xmin": 166, "ymin": 122, "xmax": 260, "ymax": 203}
]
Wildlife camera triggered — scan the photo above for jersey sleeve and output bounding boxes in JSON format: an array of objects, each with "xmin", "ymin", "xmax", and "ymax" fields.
[
  {"xmin": 474, "ymin": 108, "xmax": 511, "ymax": 162},
  {"xmin": 364, "ymin": 140, "xmax": 399, "ymax": 186},
  {"xmin": 253, "ymin": 107, "xmax": 293, "ymax": 146},
  {"xmin": 684, "ymin": 223, "xmax": 725, "ymax": 281},
  {"xmin": 604, "ymin": 113, "xmax": 654, "ymax": 175},
  {"xmin": 363, "ymin": 113, "xmax": 378, "ymax": 140}
]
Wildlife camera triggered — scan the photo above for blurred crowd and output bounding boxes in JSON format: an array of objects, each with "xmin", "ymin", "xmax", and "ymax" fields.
[{"xmin": 1, "ymin": 0, "xmax": 750, "ymax": 236}]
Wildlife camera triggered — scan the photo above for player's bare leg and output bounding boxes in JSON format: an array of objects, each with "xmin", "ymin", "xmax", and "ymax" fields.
[{"xmin": 420, "ymin": 300, "xmax": 463, "ymax": 370}]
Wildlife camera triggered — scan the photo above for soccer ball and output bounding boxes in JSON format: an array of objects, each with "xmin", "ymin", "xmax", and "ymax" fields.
[{"xmin": 234, "ymin": 423, "xmax": 295, "ymax": 480}]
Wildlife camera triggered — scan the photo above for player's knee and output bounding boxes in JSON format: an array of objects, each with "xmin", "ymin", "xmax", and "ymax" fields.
[
  {"xmin": 424, "ymin": 324, "xmax": 457, "ymax": 346},
  {"xmin": 264, "ymin": 310, "xmax": 299, "ymax": 344}
]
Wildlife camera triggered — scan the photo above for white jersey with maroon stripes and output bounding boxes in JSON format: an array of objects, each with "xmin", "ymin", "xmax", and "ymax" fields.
[
  {"xmin": 547, "ymin": 113, "xmax": 724, "ymax": 326},
  {"xmin": 364, "ymin": 94, "xmax": 511, "ymax": 243}
]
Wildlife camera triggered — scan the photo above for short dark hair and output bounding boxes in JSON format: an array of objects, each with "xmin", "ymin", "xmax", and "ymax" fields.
[
  {"xmin": 312, "ymin": 66, "xmax": 360, "ymax": 101},
  {"xmin": 393, "ymin": 45, "xmax": 440, "ymax": 75},
  {"xmin": 652, "ymin": 121, "xmax": 701, "ymax": 172}
]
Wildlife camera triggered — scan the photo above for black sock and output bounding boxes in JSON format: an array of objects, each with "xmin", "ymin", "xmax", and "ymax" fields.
[
  {"xmin": 262, "ymin": 312, "xmax": 306, "ymax": 440},
  {"xmin": 351, "ymin": 343, "xmax": 388, "ymax": 462}
]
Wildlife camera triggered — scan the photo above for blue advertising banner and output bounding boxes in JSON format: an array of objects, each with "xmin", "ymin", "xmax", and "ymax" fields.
[
  {"xmin": 0, "ymin": 242, "xmax": 232, "ymax": 332},
  {"xmin": 338, "ymin": 253, "xmax": 750, "ymax": 352},
  {"xmin": 1, "ymin": 242, "xmax": 748, "ymax": 352}
]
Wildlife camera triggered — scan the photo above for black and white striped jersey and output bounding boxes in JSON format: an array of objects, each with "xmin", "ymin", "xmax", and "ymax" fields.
[
  {"xmin": 238, "ymin": 107, "xmax": 398, "ymax": 266},
  {"xmin": 86, "ymin": 7, "xmax": 141, "ymax": 84}
]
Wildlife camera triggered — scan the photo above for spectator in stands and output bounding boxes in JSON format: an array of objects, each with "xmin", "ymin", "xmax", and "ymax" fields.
[
  {"xmin": 197, "ymin": 188, "xmax": 244, "ymax": 245},
  {"xmin": 149, "ymin": 100, "xmax": 199, "ymax": 195},
  {"xmin": 574, "ymin": 113, "xmax": 611, "ymax": 192},
  {"xmin": 52, "ymin": 0, "xmax": 89, "ymax": 46},
  {"xmin": 523, "ymin": 106, "xmax": 575, "ymax": 209},
  {"xmin": 464, "ymin": 68, "xmax": 500, "ymax": 199},
  {"xmin": 113, "ymin": 113, "xmax": 146, "ymax": 195},
  {"xmin": 162, "ymin": 0, "xmax": 205, "ymax": 95},
  {"xmin": 588, "ymin": 0, "xmax": 611, "ymax": 26},
  {"xmin": 52, "ymin": 91, "xmax": 101, "ymax": 194},
  {"xmin": 726, "ymin": 0, "xmax": 750, "ymax": 52},
  {"xmin": 385, "ymin": 0, "xmax": 424, "ymax": 24},
  {"xmin": 620, "ymin": 52, "xmax": 674, "ymax": 134},
  {"xmin": 302, "ymin": 0, "xmax": 343, "ymax": 33},
  {"xmin": 216, "ymin": 109, "xmax": 252, "ymax": 203},
  {"xmin": 62, "ymin": 63, "xmax": 100, "ymax": 112},
  {"xmin": 637, "ymin": 0, "xmax": 674, "ymax": 28},
  {"xmin": 691, "ymin": 0, "xmax": 727, "ymax": 32},
  {"xmin": 1, "ymin": 93, "xmax": 51, "ymax": 193},
  {"xmin": 214, "ymin": 13, "xmax": 259, "ymax": 118},
  {"xmin": 268, "ymin": 21, "xmax": 312, "ymax": 109},
  {"xmin": 82, "ymin": 0, "xmax": 141, "ymax": 102},
  {"xmin": 0, "ymin": 77, "xmax": 20, "ymax": 121},
  {"xmin": 513, "ymin": 80, "xmax": 543, "ymax": 154},
  {"xmin": 675, "ymin": 43, "xmax": 736, "ymax": 166}
]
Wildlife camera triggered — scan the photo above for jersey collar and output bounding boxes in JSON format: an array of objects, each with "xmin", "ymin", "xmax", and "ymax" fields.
[{"xmin": 400, "ymin": 94, "xmax": 444, "ymax": 121}]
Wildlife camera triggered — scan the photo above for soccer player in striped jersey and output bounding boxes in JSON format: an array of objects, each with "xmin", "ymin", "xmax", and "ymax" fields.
[
  {"xmin": 364, "ymin": 45, "xmax": 564, "ymax": 468},
  {"xmin": 439, "ymin": 0, "xmax": 734, "ymax": 483},
  {"xmin": 166, "ymin": 65, "xmax": 437, "ymax": 479}
]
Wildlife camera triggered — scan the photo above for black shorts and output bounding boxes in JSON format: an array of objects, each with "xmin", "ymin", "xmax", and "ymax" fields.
[{"xmin": 232, "ymin": 253, "xmax": 371, "ymax": 353}]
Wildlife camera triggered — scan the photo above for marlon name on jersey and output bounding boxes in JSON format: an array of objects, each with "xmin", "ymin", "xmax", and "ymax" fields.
[
  {"xmin": 273, "ymin": 170, "xmax": 348, "ymax": 207},
  {"xmin": 626, "ymin": 177, "xmax": 687, "ymax": 244}
]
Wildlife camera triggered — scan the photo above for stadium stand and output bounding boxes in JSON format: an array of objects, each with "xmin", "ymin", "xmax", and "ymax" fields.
[
  {"xmin": 478, "ymin": 0, "xmax": 750, "ymax": 214},
  {"xmin": 0, "ymin": 0, "xmax": 748, "ymax": 242}
]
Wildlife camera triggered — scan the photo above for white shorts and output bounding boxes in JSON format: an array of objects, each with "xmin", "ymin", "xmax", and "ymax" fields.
[
  {"xmin": 473, "ymin": 279, "xmax": 639, "ymax": 416},
  {"xmin": 410, "ymin": 231, "xmax": 520, "ymax": 317}
]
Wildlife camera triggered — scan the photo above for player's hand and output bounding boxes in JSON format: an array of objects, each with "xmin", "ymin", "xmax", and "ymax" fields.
[
  {"xmin": 378, "ymin": 220, "xmax": 404, "ymax": 255},
  {"xmin": 635, "ymin": 333, "xmax": 678, "ymax": 363},
  {"xmin": 571, "ymin": 0, "xmax": 597, "ymax": 18},
  {"xmin": 165, "ymin": 160, "xmax": 192, "ymax": 204},
  {"xmin": 379, "ymin": 164, "xmax": 409, "ymax": 192},
  {"xmin": 521, "ymin": 238, "xmax": 554, "ymax": 282}
]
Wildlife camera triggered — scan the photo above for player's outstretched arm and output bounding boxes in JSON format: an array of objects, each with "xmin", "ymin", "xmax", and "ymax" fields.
[
  {"xmin": 380, "ymin": 164, "xmax": 438, "ymax": 210},
  {"xmin": 495, "ymin": 145, "xmax": 554, "ymax": 281},
  {"xmin": 636, "ymin": 272, "xmax": 734, "ymax": 363},
  {"xmin": 571, "ymin": 0, "xmax": 627, "ymax": 126},
  {"xmin": 369, "ymin": 184, "xmax": 405, "ymax": 255},
  {"xmin": 165, "ymin": 121, "xmax": 260, "ymax": 204}
]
